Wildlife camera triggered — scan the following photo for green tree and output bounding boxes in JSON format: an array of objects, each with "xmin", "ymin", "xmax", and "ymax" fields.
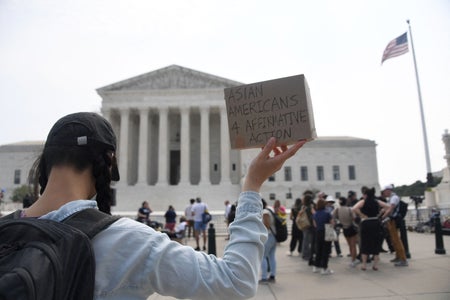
[
  {"xmin": 394, "ymin": 176, "xmax": 442, "ymax": 197},
  {"xmin": 10, "ymin": 184, "xmax": 32, "ymax": 203}
]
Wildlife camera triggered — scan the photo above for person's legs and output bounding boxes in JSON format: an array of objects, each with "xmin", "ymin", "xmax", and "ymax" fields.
[
  {"xmin": 187, "ymin": 220, "xmax": 193, "ymax": 238},
  {"xmin": 334, "ymin": 237, "xmax": 342, "ymax": 257},
  {"xmin": 202, "ymin": 224, "xmax": 207, "ymax": 250},
  {"xmin": 261, "ymin": 234, "xmax": 276, "ymax": 280},
  {"xmin": 297, "ymin": 230, "xmax": 303, "ymax": 253},
  {"xmin": 387, "ymin": 220, "xmax": 407, "ymax": 262},
  {"xmin": 289, "ymin": 225, "xmax": 300, "ymax": 254},
  {"xmin": 349, "ymin": 236, "xmax": 357, "ymax": 262},
  {"xmin": 314, "ymin": 232, "xmax": 324, "ymax": 268},
  {"xmin": 372, "ymin": 255, "xmax": 380, "ymax": 270},
  {"xmin": 302, "ymin": 229, "xmax": 311, "ymax": 260},
  {"xmin": 361, "ymin": 254, "xmax": 367, "ymax": 270},
  {"xmin": 323, "ymin": 241, "xmax": 332, "ymax": 270},
  {"xmin": 194, "ymin": 221, "xmax": 201, "ymax": 249},
  {"xmin": 267, "ymin": 235, "xmax": 277, "ymax": 280}
]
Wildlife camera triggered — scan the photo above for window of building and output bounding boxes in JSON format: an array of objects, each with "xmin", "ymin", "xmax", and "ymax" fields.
[
  {"xmin": 335, "ymin": 192, "xmax": 341, "ymax": 199},
  {"xmin": 317, "ymin": 166, "xmax": 324, "ymax": 181},
  {"xmin": 300, "ymin": 166, "xmax": 308, "ymax": 181},
  {"xmin": 14, "ymin": 169, "xmax": 21, "ymax": 184},
  {"xmin": 268, "ymin": 174, "xmax": 275, "ymax": 182},
  {"xmin": 348, "ymin": 165, "xmax": 356, "ymax": 180},
  {"xmin": 284, "ymin": 166, "xmax": 292, "ymax": 181},
  {"xmin": 269, "ymin": 193, "xmax": 276, "ymax": 200},
  {"xmin": 214, "ymin": 164, "xmax": 218, "ymax": 171},
  {"xmin": 232, "ymin": 163, "xmax": 236, "ymax": 171},
  {"xmin": 333, "ymin": 165, "xmax": 340, "ymax": 181}
]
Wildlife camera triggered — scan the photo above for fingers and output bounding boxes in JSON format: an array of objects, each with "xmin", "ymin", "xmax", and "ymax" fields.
[
  {"xmin": 271, "ymin": 139, "xmax": 306, "ymax": 159},
  {"xmin": 259, "ymin": 137, "xmax": 277, "ymax": 158}
]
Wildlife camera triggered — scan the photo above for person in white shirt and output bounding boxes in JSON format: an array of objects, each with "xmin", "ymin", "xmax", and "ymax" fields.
[
  {"xmin": 380, "ymin": 184, "xmax": 408, "ymax": 267},
  {"xmin": 184, "ymin": 198, "xmax": 195, "ymax": 238},
  {"xmin": 192, "ymin": 197, "xmax": 209, "ymax": 251}
]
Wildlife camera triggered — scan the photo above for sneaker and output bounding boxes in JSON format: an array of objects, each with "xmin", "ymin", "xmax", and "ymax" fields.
[
  {"xmin": 390, "ymin": 257, "xmax": 400, "ymax": 263},
  {"xmin": 286, "ymin": 251, "xmax": 293, "ymax": 256},
  {"xmin": 321, "ymin": 269, "xmax": 334, "ymax": 275},
  {"xmin": 349, "ymin": 260, "xmax": 360, "ymax": 268},
  {"xmin": 194, "ymin": 247, "xmax": 200, "ymax": 251},
  {"xmin": 268, "ymin": 276, "xmax": 276, "ymax": 283},
  {"xmin": 394, "ymin": 260, "xmax": 409, "ymax": 267},
  {"xmin": 258, "ymin": 279, "xmax": 269, "ymax": 285},
  {"xmin": 312, "ymin": 266, "xmax": 320, "ymax": 273},
  {"xmin": 337, "ymin": 254, "xmax": 343, "ymax": 258}
]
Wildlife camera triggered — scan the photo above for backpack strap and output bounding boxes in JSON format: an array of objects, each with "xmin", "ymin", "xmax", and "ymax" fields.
[
  {"xmin": 63, "ymin": 208, "xmax": 121, "ymax": 239},
  {"xmin": 0, "ymin": 209, "xmax": 22, "ymax": 220},
  {"xmin": 267, "ymin": 209, "xmax": 276, "ymax": 235}
]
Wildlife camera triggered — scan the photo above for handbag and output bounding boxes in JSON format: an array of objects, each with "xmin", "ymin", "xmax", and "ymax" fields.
[
  {"xmin": 296, "ymin": 207, "xmax": 311, "ymax": 230},
  {"xmin": 325, "ymin": 223, "xmax": 338, "ymax": 242}
]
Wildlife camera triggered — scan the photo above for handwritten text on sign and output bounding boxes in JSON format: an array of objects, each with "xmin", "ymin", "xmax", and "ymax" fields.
[{"xmin": 224, "ymin": 75, "xmax": 316, "ymax": 149}]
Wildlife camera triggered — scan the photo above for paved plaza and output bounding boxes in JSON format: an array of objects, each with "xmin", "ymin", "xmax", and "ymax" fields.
[{"xmin": 147, "ymin": 231, "xmax": 450, "ymax": 300}]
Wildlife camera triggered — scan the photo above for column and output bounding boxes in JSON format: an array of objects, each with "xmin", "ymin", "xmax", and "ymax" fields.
[
  {"xmin": 199, "ymin": 106, "xmax": 210, "ymax": 185},
  {"xmin": 118, "ymin": 108, "xmax": 129, "ymax": 185},
  {"xmin": 220, "ymin": 106, "xmax": 231, "ymax": 184},
  {"xmin": 137, "ymin": 108, "xmax": 149, "ymax": 185},
  {"xmin": 157, "ymin": 106, "xmax": 168, "ymax": 185},
  {"xmin": 102, "ymin": 108, "xmax": 111, "ymax": 122},
  {"xmin": 179, "ymin": 107, "xmax": 190, "ymax": 184}
]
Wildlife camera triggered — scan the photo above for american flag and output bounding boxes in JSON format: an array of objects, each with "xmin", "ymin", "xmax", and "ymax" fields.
[{"xmin": 381, "ymin": 32, "xmax": 409, "ymax": 64}]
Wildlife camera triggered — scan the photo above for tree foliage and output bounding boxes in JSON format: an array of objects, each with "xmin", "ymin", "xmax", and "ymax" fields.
[
  {"xmin": 394, "ymin": 177, "xmax": 442, "ymax": 197},
  {"xmin": 10, "ymin": 185, "xmax": 32, "ymax": 203}
]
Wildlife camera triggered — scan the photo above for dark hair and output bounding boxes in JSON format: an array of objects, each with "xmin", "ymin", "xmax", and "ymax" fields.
[
  {"xmin": 316, "ymin": 199, "xmax": 326, "ymax": 210},
  {"xmin": 363, "ymin": 187, "xmax": 376, "ymax": 201},
  {"xmin": 339, "ymin": 196, "xmax": 347, "ymax": 206},
  {"xmin": 293, "ymin": 198, "xmax": 302, "ymax": 210},
  {"xmin": 32, "ymin": 145, "xmax": 114, "ymax": 214},
  {"xmin": 303, "ymin": 190, "xmax": 313, "ymax": 196},
  {"xmin": 302, "ymin": 194, "xmax": 313, "ymax": 206},
  {"xmin": 360, "ymin": 186, "xmax": 369, "ymax": 195}
]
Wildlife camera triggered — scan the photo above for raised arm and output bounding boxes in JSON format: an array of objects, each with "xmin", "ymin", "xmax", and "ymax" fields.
[{"xmin": 243, "ymin": 137, "xmax": 306, "ymax": 192}]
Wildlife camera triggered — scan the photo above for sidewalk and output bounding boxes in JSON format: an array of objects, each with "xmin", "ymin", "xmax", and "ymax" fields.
[{"xmin": 147, "ymin": 231, "xmax": 449, "ymax": 300}]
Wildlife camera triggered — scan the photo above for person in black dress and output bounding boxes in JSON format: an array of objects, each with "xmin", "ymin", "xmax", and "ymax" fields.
[{"xmin": 352, "ymin": 188, "xmax": 390, "ymax": 271}]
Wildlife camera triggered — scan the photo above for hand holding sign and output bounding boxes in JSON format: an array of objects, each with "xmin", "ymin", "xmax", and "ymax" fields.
[{"xmin": 243, "ymin": 137, "xmax": 307, "ymax": 193}]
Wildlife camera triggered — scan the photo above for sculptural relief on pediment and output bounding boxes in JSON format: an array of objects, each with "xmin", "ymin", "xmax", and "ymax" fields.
[{"xmin": 98, "ymin": 65, "xmax": 242, "ymax": 92}]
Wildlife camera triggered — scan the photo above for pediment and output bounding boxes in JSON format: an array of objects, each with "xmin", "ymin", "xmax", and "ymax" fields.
[{"xmin": 97, "ymin": 65, "xmax": 243, "ymax": 92}]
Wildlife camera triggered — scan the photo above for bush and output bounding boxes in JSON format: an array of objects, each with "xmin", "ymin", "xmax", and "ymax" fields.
[{"xmin": 10, "ymin": 185, "xmax": 32, "ymax": 203}]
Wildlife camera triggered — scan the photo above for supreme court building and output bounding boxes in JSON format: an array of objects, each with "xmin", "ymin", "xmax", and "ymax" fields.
[
  {"xmin": 0, "ymin": 65, "xmax": 380, "ymax": 212},
  {"xmin": 96, "ymin": 65, "xmax": 380, "ymax": 211}
]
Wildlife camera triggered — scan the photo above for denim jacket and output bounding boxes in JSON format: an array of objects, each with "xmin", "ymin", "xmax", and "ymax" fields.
[{"xmin": 40, "ymin": 191, "xmax": 266, "ymax": 300}]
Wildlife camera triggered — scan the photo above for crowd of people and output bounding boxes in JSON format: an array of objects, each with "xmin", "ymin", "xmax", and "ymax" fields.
[
  {"xmin": 257, "ymin": 185, "xmax": 409, "ymax": 282},
  {"xmin": 134, "ymin": 183, "xmax": 409, "ymax": 284}
]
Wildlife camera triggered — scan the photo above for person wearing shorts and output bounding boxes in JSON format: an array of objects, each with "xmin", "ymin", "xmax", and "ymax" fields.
[{"xmin": 192, "ymin": 197, "xmax": 208, "ymax": 251}]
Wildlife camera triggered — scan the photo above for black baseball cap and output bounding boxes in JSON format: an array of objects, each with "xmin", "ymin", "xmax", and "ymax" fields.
[{"xmin": 45, "ymin": 112, "xmax": 120, "ymax": 181}]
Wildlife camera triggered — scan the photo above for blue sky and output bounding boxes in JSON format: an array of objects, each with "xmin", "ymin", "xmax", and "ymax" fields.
[{"xmin": 0, "ymin": 0, "xmax": 449, "ymax": 187}]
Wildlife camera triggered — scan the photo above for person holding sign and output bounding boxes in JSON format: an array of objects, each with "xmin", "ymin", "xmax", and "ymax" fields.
[{"xmin": 11, "ymin": 112, "xmax": 307, "ymax": 300}]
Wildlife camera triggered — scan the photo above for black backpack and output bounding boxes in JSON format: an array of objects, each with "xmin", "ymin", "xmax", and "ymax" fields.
[
  {"xmin": 0, "ymin": 208, "xmax": 119, "ymax": 300},
  {"xmin": 268, "ymin": 209, "xmax": 288, "ymax": 242},
  {"xmin": 393, "ymin": 200, "xmax": 408, "ymax": 219}
]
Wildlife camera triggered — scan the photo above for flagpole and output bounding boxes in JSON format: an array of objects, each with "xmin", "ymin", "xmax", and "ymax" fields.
[{"xmin": 407, "ymin": 19, "xmax": 433, "ymax": 187}]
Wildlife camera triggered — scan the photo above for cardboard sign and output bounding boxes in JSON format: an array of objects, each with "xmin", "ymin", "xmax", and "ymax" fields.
[{"xmin": 224, "ymin": 74, "xmax": 317, "ymax": 149}]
